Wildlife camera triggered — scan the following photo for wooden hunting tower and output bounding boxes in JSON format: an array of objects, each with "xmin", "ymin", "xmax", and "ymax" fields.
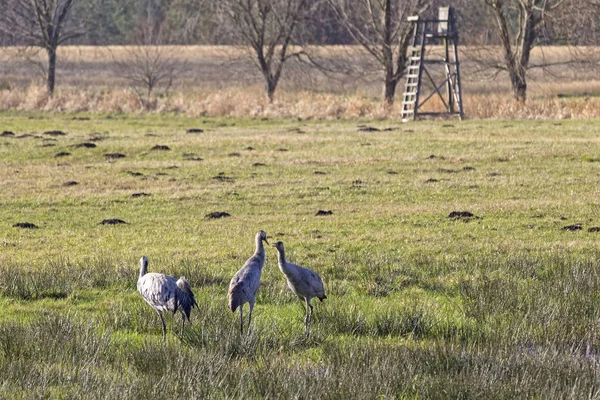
[{"xmin": 401, "ymin": 7, "xmax": 464, "ymax": 121}]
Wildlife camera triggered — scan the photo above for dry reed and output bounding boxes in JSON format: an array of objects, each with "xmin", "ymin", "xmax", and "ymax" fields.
[{"xmin": 1, "ymin": 84, "xmax": 600, "ymax": 120}]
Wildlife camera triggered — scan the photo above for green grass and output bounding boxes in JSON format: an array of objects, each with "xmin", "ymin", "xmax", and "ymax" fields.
[{"xmin": 2, "ymin": 112, "xmax": 600, "ymax": 398}]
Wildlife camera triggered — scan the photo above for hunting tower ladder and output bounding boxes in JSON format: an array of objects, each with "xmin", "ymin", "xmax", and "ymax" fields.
[{"xmin": 402, "ymin": 7, "xmax": 464, "ymax": 121}]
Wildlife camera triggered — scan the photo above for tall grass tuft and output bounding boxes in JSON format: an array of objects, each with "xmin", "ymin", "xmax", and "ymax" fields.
[{"xmin": 0, "ymin": 256, "xmax": 133, "ymax": 300}]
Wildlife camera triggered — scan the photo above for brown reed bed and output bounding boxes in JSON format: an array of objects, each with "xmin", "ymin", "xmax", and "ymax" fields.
[{"xmin": 1, "ymin": 84, "xmax": 599, "ymax": 120}]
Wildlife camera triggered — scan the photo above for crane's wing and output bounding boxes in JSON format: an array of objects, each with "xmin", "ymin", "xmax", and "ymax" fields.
[
  {"xmin": 138, "ymin": 273, "xmax": 179, "ymax": 312},
  {"xmin": 176, "ymin": 276, "xmax": 198, "ymax": 320},
  {"xmin": 228, "ymin": 267, "xmax": 261, "ymax": 311},
  {"xmin": 301, "ymin": 266, "xmax": 326, "ymax": 299}
]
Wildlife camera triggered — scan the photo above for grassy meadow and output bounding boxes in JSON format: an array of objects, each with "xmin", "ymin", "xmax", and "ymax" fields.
[{"xmin": 1, "ymin": 112, "xmax": 600, "ymax": 397}]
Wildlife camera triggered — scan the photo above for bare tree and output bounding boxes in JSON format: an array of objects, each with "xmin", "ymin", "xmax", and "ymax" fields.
[
  {"xmin": 0, "ymin": 0, "xmax": 81, "ymax": 95},
  {"xmin": 113, "ymin": 10, "xmax": 187, "ymax": 109},
  {"xmin": 326, "ymin": 0, "xmax": 428, "ymax": 105},
  {"xmin": 219, "ymin": 0, "xmax": 311, "ymax": 102},
  {"xmin": 484, "ymin": 0, "xmax": 571, "ymax": 102},
  {"xmin": 113, "ymin": 46, "xmax": 186, "ymax": 109}
]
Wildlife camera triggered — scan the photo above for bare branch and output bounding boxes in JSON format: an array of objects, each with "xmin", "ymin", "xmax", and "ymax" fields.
[
  {"xmin": 325, "ymin": 0, "xmax": 427, "ymax": 105},
  {"xmin": 219, "ymin": 0, "xmax": 310, "ymax": 102}
]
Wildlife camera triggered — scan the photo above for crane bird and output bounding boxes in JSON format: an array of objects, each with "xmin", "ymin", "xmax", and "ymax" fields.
[
  {"xmin": 137, "ymin": 256, "xmax": 198, "ymax": 342},
  {"xmin": 272, "ymin": 241, "xmax": 326, "ymax": 335},
  {"xmin": 228, "ymin": 230, "xmax": 269, "ymax": 334}
]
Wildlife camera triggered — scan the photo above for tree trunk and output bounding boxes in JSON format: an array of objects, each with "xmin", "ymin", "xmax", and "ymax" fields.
[
  {"xmin": 266, "ymin": 77, "xmax": 277, "ymax": 103},
  {"xmin": 382, "ymin": 0, "xmax": 395, "ymax": 106},
  {"xmin": 508, "ymin": 62, "xmax": 527, "ymax": 103},
  {"xmin": 511, "ymin": 76, "xmax": 527, "ymax": 103},
  {"xmin": 488, "ymin": 0, "xmax": 540, "ymax": 104},
  {"xmin": 384, "ymin": 76, "xmax": 397, "ymax": 105},
  {"xmin": 46, "ymin": 46, "xmax": 57, "ymax": 96}
]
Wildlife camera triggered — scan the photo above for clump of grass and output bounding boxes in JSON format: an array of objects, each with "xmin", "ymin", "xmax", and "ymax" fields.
[
  {"xmin": 460, "ymin": 252, "xmax": 600, "ymax": 347},
  {"xmin": 582, "ymin": 155, "xmax": 600, "ymax": 162},
  {"xmin": 0, "ymin": 256, "xmax": 132, "ymax": 300}
]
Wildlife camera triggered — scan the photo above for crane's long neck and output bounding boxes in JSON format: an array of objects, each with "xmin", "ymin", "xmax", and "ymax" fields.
[
  {"xmin": 276, "ymin": 248, "xmax": 286, "ymax": 266},
  {"xmin": 276, "ymin": 248, "xmax": 295, "ymax": 275},
  {"xmin": 139, "ymin": 258, "xmax": 148, "ymax": 279},
  {"xmin": 254, "ymin": 235, "xmax": 265, "ymax": 267}
]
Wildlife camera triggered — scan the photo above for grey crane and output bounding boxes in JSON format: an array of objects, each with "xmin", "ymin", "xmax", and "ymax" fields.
[
  {"xmin": 228, "ymin": 230, "xmax": 269, "ymax": 334},
  {"xmin": 272, "ymin": 241, "xmax": 326, "ymax": 335},
  {"xmin": 137, "ymin": 256, "xmax": 198, "ymax": 342}
]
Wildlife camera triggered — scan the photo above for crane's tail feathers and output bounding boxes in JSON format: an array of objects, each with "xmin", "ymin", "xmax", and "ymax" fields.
[
  {"xmin": 318, "ymin": 294, "xmax": 327, "ymax": 302},
  {"xmin": 177, "ymin": 276, "xmax": 193, "ymax": 292},
  {"xmin": 228, "ymin": 297, "xmax": 239, "ymax": 313},
  {"xmin": 228, "ymin": 292, "xmax": 241, "ymax": 313},
  {"xmin": 177, "ymin": 276, "xmax": 197, "ymax": 320}
]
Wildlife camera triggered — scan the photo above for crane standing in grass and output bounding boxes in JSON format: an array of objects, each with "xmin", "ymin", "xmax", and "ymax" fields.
[
  {"xmin": 272, "ymin": 241, "xmax": 326, "ymax": 336},
  {"xmin": 137, "ymin": 256, "xmax": 198, "ymax": 342},
  {"xmin": 228, "ymin": 230, "xmax": 269, "ymax": 334}
]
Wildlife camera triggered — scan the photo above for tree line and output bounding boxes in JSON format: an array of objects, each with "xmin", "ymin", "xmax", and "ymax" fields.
[{"xmin": 0, "ymin": 0, "xmax": 598, "ymax": 106}]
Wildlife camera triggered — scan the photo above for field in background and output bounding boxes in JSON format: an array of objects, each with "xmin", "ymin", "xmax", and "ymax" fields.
[
  {"xmin": 1, "ymin": 113, "xmax": 600, "ymax": 397},
  {"xmin": 1, "ymin": 46, "xmax": 600, "ymax": 119}
]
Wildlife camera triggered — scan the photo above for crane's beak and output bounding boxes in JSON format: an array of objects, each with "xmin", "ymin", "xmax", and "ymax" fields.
[{"xmin": 264, "ymin": 237, "xmax": 270, "ymax": 245}]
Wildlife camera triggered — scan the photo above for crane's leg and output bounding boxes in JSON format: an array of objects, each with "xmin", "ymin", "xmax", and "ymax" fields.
[
  {"xmin": 180, "ymin": 314, "xmax": 185, "ymax": 339},
  {"xmin": 247, "ymin": 300, "xmax": 255, "ymax": 334},
  {"xmin": 239, "ymin": 305, "xmax": 244, "ymax": 334},
  {"xmin": 157, "ymin": 310, "xmax": 167, "ymax": 342},
  {"xmin": 304, "ymin": 298, "xmax": 310, "ymax": 326},
  {"xmin": 304, "ymin": 297, "xmax": 313, "ymax": 337}
]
